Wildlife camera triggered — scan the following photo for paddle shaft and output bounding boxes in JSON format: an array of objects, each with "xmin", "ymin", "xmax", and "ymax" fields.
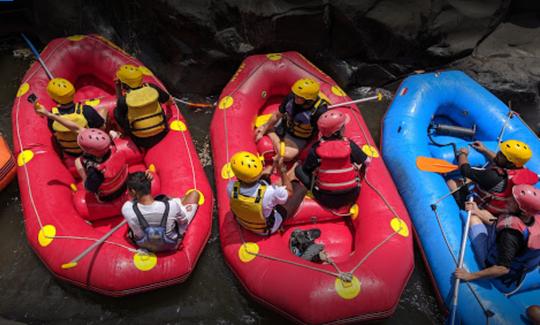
[
  {"xmin": 449, "ymin": 196, "xmax": 475, "ymax": 325},
  {"xmin": 68, "ymin": 219, "xmax": 128, "ymax": 265},
  {"xmin": 329, "ymin": 94, "xmax": 381, "ymax": 109},
  {"xmin": 21, "ymin": 33, "xmax": 54, "ymax": 80}
]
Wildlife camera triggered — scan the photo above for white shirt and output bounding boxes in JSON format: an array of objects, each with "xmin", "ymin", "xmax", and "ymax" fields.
[
  {"xmin": 226, "ymin": 180, "xmax": 288, "ymax": 233},
  {"xmin": 121, "ymin": 198, "xmax": 198, "ymax": 240}
]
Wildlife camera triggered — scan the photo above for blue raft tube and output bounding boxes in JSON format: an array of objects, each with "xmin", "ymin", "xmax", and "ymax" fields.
[{"xmin": 382, "ymin": 71, "xmax": 540, "ymax": 325}]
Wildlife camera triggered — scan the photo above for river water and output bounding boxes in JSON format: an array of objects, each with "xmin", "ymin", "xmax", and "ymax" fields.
[{"xmin": 0, "ymin": 42, "xmax": 444, "ymax": 324}]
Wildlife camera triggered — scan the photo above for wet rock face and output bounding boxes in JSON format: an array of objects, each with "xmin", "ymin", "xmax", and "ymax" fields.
[
  {"xmin": 30, "ymin": 0, "xmax": 511, "ymax": 92},
  {"xmin": 25, "ymin": 0, "xmax": 540, "ymax": 132}
]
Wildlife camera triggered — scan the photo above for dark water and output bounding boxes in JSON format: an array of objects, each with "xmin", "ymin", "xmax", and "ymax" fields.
[{"xmin": 0, "ymin": 44, "xmax": 443, "ymax": 324}]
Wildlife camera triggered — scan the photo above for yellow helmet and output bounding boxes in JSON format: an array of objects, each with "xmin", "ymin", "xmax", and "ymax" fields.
[
  {"xmin": 230, "ymin": 151, "xmax": 263, "ymax": 183},
  {"xmin": 500, "ymin": 140, "xmax": 532, "ymax": 167},
  {"xmin": 47, "ymin": 78, "xmax": 75, "ymax": 104},
  {"xmin": 291, "ymin": 78, "xmax": 320, "ymax": 101},
  {"xmin": 116, "ymin": 64, "xmax": 143, "ymax": 89}
]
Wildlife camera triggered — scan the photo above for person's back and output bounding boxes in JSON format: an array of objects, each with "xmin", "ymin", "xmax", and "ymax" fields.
[
  {"xmin": 114, "ymin": 64, "xmax": 170, "ymax": 149},
  {"xmin": 40, "ymin": 78, "xmax": 105, "ymax": 157},
  {"xmin": 227, "ymin": 151, "xmax": 306, "ymax": 235},
  {"xmin": 295, "ymin": 111, "xmax": 367, "ymax": 210},
  {"xmin": 122, "ymin": 172, "xmax": 199, "ymax": 252}
]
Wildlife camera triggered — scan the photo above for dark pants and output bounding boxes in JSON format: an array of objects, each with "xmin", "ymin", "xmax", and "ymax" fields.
[{"xmin": 276, "ymin": 181, "xmax": 307, "ymax": 219}]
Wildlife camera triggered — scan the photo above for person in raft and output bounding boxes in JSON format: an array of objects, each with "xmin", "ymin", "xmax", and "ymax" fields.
[
  {"xmin": 447, "ymin": 140, "xmax": 538, "ymax": 214},
  {"xmin": 227, "ymin": 151, "xmax": 307, "ymax": 235},
  {"xmin": 255, "ymin": 78, "xmax": 328, "ymax": 162},
  {"xmin": 455, "ymin": 184, "xmax": 540, "ymax": 288},
  {"xmin": 34, "ymin": 106, "xmax": 128, "ymax": 202},
  {"xmin": 114, "ymin": 64, "xmax": 172, "ymax": 149},
  {"xmin": 37, "ymin": 77, "xmax": 105, "ymax": 157},
  {"xmin": 122, "ymin": 172, "xmax": 200, "ymax": 252},
  {"xmin": 295, "ymin": 110, "xmax": 369, "ymax": 210}
]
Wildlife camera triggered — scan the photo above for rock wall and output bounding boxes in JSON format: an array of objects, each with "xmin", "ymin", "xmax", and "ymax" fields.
[{"xmin": 21, "ymin": 0, "xmax": 540, "ymax": 132}]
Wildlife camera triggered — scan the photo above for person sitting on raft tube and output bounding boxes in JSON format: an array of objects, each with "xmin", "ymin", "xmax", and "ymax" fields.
[
  {"xmin": 227, "ymin": 151, "xmax": 307, "ymax": 235},
  {"xmin": 295, "ymin": 110, "xmax": 368, "ymax": 210},
  {"xmin": 448, "ymin": 140, "xmax": 538, "ymax": 214},
  {"xmin": 35, "ymin": 105, "xmax": 128, "ymax": 202},
  {"xmin": 114, "ymin": 64, "xmax": 171, "ymax": 149},
  {"xmin": 455, "ymin": 184, "xmax": 540, "ymax": 287},
  {"xmin": 122, "ymin": 172, "xmax": 199, "ymax": 252},
  {"xmin": 255, "ymin": 78, "xmax": 329, "ymax": 162},
  {"xmin": 37, "ymin": 78, "xmax": 105, "ymax": 157}
]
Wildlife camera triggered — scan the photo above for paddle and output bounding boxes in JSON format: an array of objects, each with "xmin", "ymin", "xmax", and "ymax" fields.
[
  {"xmin": 328, "ymin": 93, "xmax": 383, "ymax": 109},
  {"xmin": 21, "ymin": 33, "xmax": 54, "ymax": 80},
  {"xmin": 61, "ymin": 219, "xmax": 128, "ymax": 269},
  {"xmin": 416, "ymin": 156, "xmax": 458, "ymax": 173},
  {"xmin": 172, "ymin": 96, "xmax": 214, "ymax": 108},
  {"xmin": 449, "ymin": 196, "xmax": 475, "ymax": 325}
]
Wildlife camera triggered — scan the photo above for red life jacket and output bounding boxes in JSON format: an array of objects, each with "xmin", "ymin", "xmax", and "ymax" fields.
[
  {"xmin": 314, "ymin": 138, "xmax": 360, "ymax": 191},
  {"xmin": 497, "ymin": 214, "xmax": 540, "ymax": 250},
  {"xmin": 83, "ymin": 146, "xmax": 128, "ymax": 197},
  {"xmin": 475, "ymin": 167, "xmax": 539, "ymax": 215}
]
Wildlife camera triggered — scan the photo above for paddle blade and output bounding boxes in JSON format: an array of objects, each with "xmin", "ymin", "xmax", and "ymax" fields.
[
  {"xmin": 61, "ymin": 262, "xmax": 78, "ymax": 269},
  {"xmin": 416, "ymin": 156, "xmax": 458, "ymax": 173}
]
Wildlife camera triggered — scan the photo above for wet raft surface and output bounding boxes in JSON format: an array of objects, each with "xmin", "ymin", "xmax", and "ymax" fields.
[{"xmin": 0, "ymin": 46, "xmax": 443, "ymax": 324}]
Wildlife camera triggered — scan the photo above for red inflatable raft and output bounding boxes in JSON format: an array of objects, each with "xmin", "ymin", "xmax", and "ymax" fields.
[
  {"xmin": 12, "ymin": 34, "xmax": 212, "ymax": 296},
  {"xmin": 210, "ymin": 52, "xmax": 414, "ymax": 324}
]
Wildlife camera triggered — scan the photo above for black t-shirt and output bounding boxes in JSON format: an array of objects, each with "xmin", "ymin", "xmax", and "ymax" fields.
[
  {"xmin": 115, "ymin": 83, "xmax": 170, "ymax": 133},
  {"xmin": 278, "ymin": 93, "xmax": 328, "ymax": 138},
  {"xmin": 301, "ymin": 137, "xmax": 368, "ymax": 174},
  {"xmin": 460, "ymin": 164, "xmax": 507, "ymax": 192},
  {"xmin": 47, "ymin": 103, "xmax": 105, "ymax": 131},
  {"xmin": 495, "ymin": 228, "xmax": 527, "ymax": 268}
]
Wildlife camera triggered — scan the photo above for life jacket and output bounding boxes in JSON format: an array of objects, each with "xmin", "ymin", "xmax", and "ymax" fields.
[
  {"xmin": 283, "ymin": 97, "xmax": 326, "ymax": 139},
  {"xmin": 475, "ymin": 167, "xmax": 539, "ymax": 215},
  {"xmin": 230, "ymin": 181, "xmax": 269, "ymax": 234},
  {"xmin": 82, "ymin": 146, "xmax": 128, "ymax": 197},
  {"xmin": 125, "ymin": 86, "xmax": 166, "ymax": 138},
  {"xmin": 487, "ymin": 214, "xmax": 540, "ymax": 292},
  {"xmin": 52, "ymin": 103, "xmax": 88, "ymax": 155},
  {"xmin": 132, "ymin": 195, "xmax": 179, "ymax": 252},
  {"xmin": 314, "ymin": 138, "xmax": 360, "ymax": 191}
]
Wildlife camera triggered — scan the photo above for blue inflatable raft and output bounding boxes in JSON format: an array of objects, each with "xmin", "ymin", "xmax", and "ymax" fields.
[{"xmin": 382, "ymin": 71, "xmax": 540, "ymax": 324}]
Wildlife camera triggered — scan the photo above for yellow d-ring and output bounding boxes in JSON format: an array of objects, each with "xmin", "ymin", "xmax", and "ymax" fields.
[
  {"xmin": 238, "ymin": 242, "xmax": 259, "ymax": 263},
  {"xmin": 335, "ymin": 275, "xmax": 361, "ymax": 300},
  {"xmin": 133, "ymin": 251, "xmax": 157, "ymax": 271}
]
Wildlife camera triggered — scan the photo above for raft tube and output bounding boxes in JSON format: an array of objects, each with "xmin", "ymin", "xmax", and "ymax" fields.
[
  {"xmin": 210, "ymin": 52, "xmax": 414, "ymax": 324},
  {"xmin": 12, "ymin": 34, "xmax": 213, "ymax": 296},
  {"xmin": 382, "ymin": 71, "xmax": 540, "ymax": 324}
]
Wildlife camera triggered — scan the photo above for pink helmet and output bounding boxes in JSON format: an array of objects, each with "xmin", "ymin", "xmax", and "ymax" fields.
[
  {"xmin": 77, "ymin": 128, "xmax": 111, "ymax": 157},
  {"xmin": 512, "ymin": 184, "xmax": 540, "ymax": 215},
  {"xmin": 317, "ymin": 110, "xmax": 350, "ymax": 137}
]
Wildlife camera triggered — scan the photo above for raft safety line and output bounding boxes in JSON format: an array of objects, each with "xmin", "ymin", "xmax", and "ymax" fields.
[
  {"xmin": 234, "ymin": 54, "xmax": 406, "ymax": 283},
  {"xmin": 16, "ymin": 36, "xmax": 169, "ymax": 254},
  {"xmin": 431, "ymin": 204, "xmax": 494, "ymax": 322}
]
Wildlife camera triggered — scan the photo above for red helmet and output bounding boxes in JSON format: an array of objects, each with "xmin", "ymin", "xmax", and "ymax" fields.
[
  {"xmin": 512, "ymin": 184, "xmax": 540, "ymax": 215},
  {"xmin": 317, "ymin": 110, "xmax": 350, "ymax": 137},
  {"xmin": 77, "ymin": 128, "xmax": 111, "ymax": 157}
]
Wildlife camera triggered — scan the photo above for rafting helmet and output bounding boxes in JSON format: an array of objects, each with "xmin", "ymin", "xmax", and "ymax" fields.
[
  {"xmin": 500, "ymin": 140, "xmax": 532, "ymax": 167},
  {"xmin": 318, "ymin": 110, "xmax": 350, "ymax": 137},
  {"xmin": 512, "ymin": 184, "xmax": 540, "ymax": 215},
  {"xmin": 292, "ymin": 78, "xmax": 320, "ymax": 101},
  {"xmin": 230, "ymin": 151, "xmax": 263, "ymax": 183},
  {"xmin": 47, "ymin": 78, "xmax": 75, "ymax": 104},
  {"xmin": 116, "ymin": 64, "xmax": 143, "ymax": 89},
  {"xmin": 77, "ymin": 128, "xmax": 111, "ymax": 157}
]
